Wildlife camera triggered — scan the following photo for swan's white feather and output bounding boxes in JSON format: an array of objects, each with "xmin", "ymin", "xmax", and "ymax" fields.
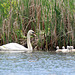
[
  {"xmin": 0, "ymin": 30, "xmax": 35, "ymax": 53},
  {"xmin": 0, "ymin": 43, "xmax": 28, "ymax": 50}
]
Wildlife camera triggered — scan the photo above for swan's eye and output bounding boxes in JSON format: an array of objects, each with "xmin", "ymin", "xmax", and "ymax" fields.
[{"xmin": 32, "ymin": 32, "xmax": 34, "ymax": 34}]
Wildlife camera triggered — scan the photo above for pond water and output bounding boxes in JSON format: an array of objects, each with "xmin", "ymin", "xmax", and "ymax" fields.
[{"xmin": 0, "ymin": 51, "xmax": 75, "ymax": 75}]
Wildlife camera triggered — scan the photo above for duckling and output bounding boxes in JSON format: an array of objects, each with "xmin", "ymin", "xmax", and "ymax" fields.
[
  {"xmin": 70, "ymin": 46, "xmax": 75, "ymax": 52},
  {"xmin": 61, "ymin": 46, "xmax": 69, "ymax": 53},
  {"xmin": 67, "ymin": 46, "xmax": 72, "ymax": 52},
  {"xmin": 67, "ymin": 46, "xmax": 75, "ymax": 52},
  {"xmin": 56, "ymin": 46, "xmax": 62, "ymax": 52},
  {"xmin": 67, "ymin": 46, "xmax": 70, "ymax": 50}
]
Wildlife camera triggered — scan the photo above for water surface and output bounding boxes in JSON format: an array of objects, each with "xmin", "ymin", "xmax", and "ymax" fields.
[{"xmin": 0, "ymin": 51, "xmax": 75, "ymax": 75}]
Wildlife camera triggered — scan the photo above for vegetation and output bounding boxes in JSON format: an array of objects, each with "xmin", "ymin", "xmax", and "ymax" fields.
[{"xmin": 0, "ymin": 0, "xmax": 75, "ymax": 50}]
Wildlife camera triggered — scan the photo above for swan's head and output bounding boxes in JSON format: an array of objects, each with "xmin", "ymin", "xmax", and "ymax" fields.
[
  {"xmin": 56, "ymin": 46, "xmax": 59, "ymax": 50},
  {"xmin": 62, "ymin": 46, "xmax": 65, "ymax": 49},
  {"xmin": 28, "ymin": 30, "xmax": 36, "ymax": 36}
]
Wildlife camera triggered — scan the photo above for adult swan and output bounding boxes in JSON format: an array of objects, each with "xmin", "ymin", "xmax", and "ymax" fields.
[{"xmin": 0, "ymin": 30, "xmax": 36, "ymax": 53}]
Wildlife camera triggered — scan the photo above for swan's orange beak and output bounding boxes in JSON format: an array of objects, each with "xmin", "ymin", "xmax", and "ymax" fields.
[
  {"xmin": 33, "ymin": 33, "xmax": 36, "ymax": 36},
  {"xmin": 32, "ymin": 31, "xmax": 36, "ymax": 36}
]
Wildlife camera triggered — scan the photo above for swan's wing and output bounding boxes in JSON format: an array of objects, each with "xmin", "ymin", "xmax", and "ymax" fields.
[
  {"xmin": 0, "ymin": 43, "xmax": 28, "ymax": 51},
  {"xmin": 13, "ymin": 43, "xmax": 28, "ymax": 50}
]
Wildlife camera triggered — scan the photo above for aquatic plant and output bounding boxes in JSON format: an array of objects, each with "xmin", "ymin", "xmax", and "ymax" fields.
[{"xmin": 0, "ymin": 0, "xmax": 75, "ymax": 50}]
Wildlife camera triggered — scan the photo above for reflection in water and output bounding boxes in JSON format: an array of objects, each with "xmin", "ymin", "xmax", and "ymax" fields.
[{"xmin": 0, "ymin": 51, "xmax": 75, "ymax": 75}]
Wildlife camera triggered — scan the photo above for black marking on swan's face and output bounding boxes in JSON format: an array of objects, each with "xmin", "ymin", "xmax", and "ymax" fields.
[
  {"xmin": 32, "ymin": 31, "xmax": 34, "ymax": 34},
  {"xmin": 30, "ymin": 30, "xmax": 36, "ymax": 36},
  {"xmin": 30, "ymin": 30, "xmax": 34, "ymax": 35},
  {"xmin": 28, "ymin": 30, "xmax": 36, "ymax": 36},
  {"xmin": 31, "ymin": 31, "xmax": 36, "ymax": 36}
]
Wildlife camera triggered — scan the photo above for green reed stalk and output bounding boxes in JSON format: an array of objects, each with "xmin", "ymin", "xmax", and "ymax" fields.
[{"xmin": 0, "ymin": 0, "xmax": 75, "ymax": 49}]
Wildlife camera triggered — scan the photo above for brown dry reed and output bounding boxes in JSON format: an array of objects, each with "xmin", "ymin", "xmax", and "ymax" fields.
[{"xmin": 0, "ymin": 0, "xmax": 75, "ymax": 50}]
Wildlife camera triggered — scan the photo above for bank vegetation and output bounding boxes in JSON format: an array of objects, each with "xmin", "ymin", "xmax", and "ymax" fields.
[{"xmin": 0, "ymin": 0, "xmax": 75, "ymax": 51}]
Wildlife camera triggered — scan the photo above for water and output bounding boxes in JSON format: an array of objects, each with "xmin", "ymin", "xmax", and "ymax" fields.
[{"xmin": 0, "ymin": 51, "xmax": 75, "ymax": 75}]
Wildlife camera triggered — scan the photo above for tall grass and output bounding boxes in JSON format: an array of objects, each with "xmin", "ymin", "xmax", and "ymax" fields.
[{"xmin": 0, "ymin": 0, "xmax": 75, "ymax": 50}]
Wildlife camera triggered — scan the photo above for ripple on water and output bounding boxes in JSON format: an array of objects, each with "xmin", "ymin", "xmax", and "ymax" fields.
[{"xmin": 0, "ymin": 51, "xmax": 75, "ymax": 75}]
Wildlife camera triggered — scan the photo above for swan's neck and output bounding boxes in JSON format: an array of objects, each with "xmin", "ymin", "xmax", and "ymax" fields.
[{"xmin": 27, "ymin": 34, "xmax": 33, "ymax": 51}]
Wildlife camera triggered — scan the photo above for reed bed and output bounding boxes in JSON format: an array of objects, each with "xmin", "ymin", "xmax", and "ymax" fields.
[{"xmin": 0, "ymin": 0, "xmax": 75, "ymax": 50}]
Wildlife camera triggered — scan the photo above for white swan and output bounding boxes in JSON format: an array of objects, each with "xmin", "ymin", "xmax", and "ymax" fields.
[
  {"xmin": 56, "ymin": 46, "xmax": 75, "ymax": 53},
  {"xmin": 69, "ymin": 46, "xmax": 75, "ymax": 52},
  {"xmin": 56, "ymin": 46, "xmax": 62, "ymax": 52},
  {"xmin": 0, "ymin": 30, "xmax": 36, "ymax": 53},
  {"xmin": 62, "ymin": 46, "xmax": 69, "ymax": 53},
  {"xmin": 56, "ymin": 46, "xmax": 69, "ymax": 53}
]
